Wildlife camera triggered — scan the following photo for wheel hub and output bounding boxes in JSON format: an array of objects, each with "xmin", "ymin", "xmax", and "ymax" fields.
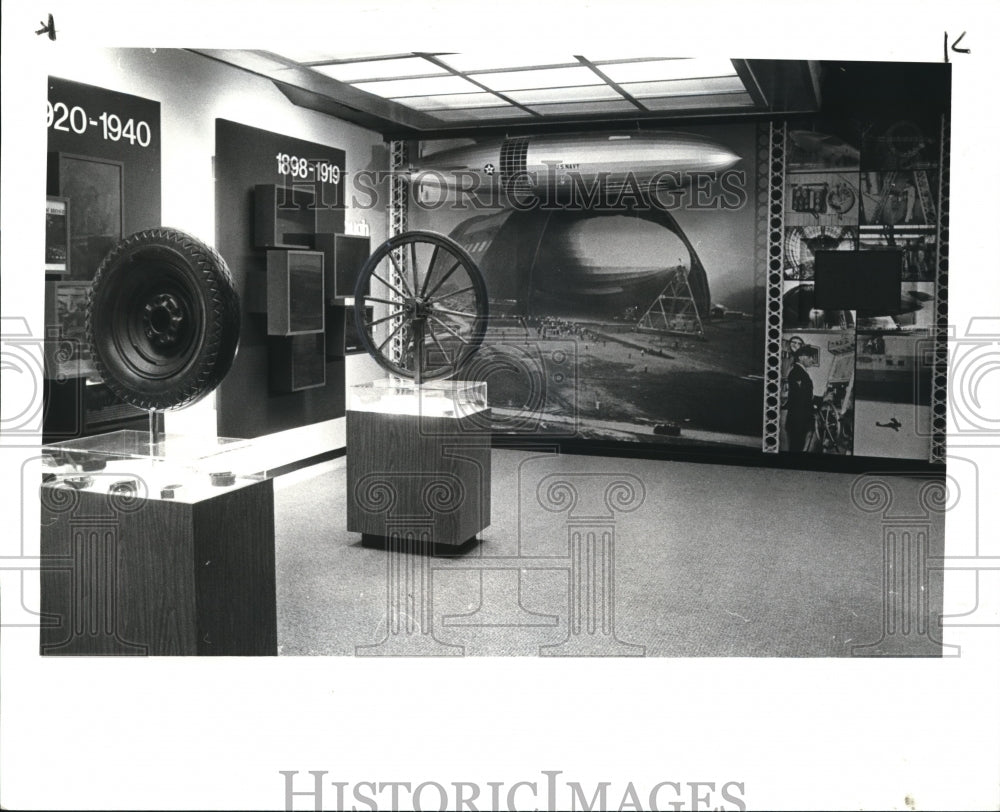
[
  {"xmin": 143, "ymin": 293, "xmax": 185, "ymax": 348},
  {"xmin": 411, "ymin": 298, "xmax": 433, "ymax": 319}
]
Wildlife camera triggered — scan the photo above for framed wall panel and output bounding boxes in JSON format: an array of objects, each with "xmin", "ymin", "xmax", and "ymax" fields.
[
  {"xmin": 254, "ymin": 184, "xmax": 319, "ymax": 249},
  {"xmin": 332, "ymin": 234, "xmax": 371, "ymax": 300},
  {"xmin": 47, "ymin": 152, "xmax": 124, "ymax": 282},
  {"xmin": 266, "ymin": 250, "xmax": 325, "ymax": 336},
  {"xmin": 45, "ymin": 196, "xmax": 70, "ymax": 274},
  {"xmin": 268, "ymin": 334, "xmax": 327, "ymax": 393}
]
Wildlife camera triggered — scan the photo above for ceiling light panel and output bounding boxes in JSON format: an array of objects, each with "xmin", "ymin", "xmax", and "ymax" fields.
[
  {"xmin": 393, "ymin": 93, "xmax": 512, "ymax": 111},
  {"xmin": 581, "ymin": 52, "xmax": 683, "ymax": 62},
  {"xmin": 312, "ymin": 57, "xmax": 446, "ymax": 83},
  {"xmin": 474, "ymin": 66, "xmax": 604, "ymax": 91},
  {"xmin": 353, "ymin": 75, "xmax": 482, "ymax": 98},
  {"xmin": 430, "ymin": 107, "xmax": 535, "ymax": 121},
  {"xmin": 525, "ymin": 99, "xmax": 641, "ymax": 116},
  {"xmin": 596, "ymin": 57, "xmax": 737, "ymax": 83},
  {"xmin": 435, "ymin": 54, "xmax": 577, "ymax": 73},
  {"xmin": 503, "ymin": 84, "xmax": 623, "ymax": 104},
  {"xmin": 619, "ymin": 76, "xmax": 749, "ymax": 98},
  {"xmin": 640, "ymin": 92, "xmax": 755, "ymax": 111}
]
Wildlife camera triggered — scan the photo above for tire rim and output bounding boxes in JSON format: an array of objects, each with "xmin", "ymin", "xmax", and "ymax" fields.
[{"xmin": 107, "ymin": 250, "xmax": 206, "ymax": 380}]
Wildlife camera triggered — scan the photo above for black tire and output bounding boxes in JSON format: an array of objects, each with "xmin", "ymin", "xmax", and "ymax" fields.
[{"xmin": 87, "ymin": 228, "xmax": 240, "ymax": 411}]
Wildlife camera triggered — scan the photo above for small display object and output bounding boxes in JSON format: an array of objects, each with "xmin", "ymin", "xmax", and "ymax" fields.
[
  {"xmin": 346, "ymin": 379, "xmax": 491, "ymax": 546},
  {"xmin": 266, "ymin": 249, "xmax": 324, "ymax": 335},
  {"xmin": 45, "ymin": 196, "xmax": 70, "ymax": 273},
  {"xmin": 40, "ymin": 430, "xmax": 276, "ymax": 655}
]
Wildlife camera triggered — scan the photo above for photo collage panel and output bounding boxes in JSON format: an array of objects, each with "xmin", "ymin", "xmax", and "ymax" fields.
[{"xmin": 780, "ymin": 117, "xmax": 939, "ymax": 457}]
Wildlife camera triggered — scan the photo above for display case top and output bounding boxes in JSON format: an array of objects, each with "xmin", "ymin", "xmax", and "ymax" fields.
[
  {"xmin": 43, "ymin": 430, "xmax": 251, "ymax": 461},
  {"xmin": 349, "ymin": 378, "xmax": 487, "ymax": 417},
  {"xmin": 41, "ymin": 430, "xmax": 264, "ymax": 504}
]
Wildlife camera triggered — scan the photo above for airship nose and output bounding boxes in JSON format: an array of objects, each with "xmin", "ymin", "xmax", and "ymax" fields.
[
  {"xmin": 702, "ymin": 143, "xmax": 741, "ymax": 171},
  {"xmin": 719, "ymin": 146, "xmax": 742, "ymax": 169}
]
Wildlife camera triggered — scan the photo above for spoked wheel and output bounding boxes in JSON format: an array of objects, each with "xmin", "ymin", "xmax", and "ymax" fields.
[
  {"xmin": 817, "ymin": 402, "xmax": 841, "ymax": 451},
  {"xmin": 353, "ymin": 231, "xmax": 488, "ymax": 382},
  {"xmin": 88, "ymin": 228, "xmax": 241, "ymax": 411}
]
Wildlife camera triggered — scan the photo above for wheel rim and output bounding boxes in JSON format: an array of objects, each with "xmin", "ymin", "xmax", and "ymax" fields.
[
  {"xmin": 105, "ymin": 251, "xmax": 206, "ymax": 380},
  {"xmin": 353, "ymin": 231, "xmax": 488, "ymax": 381}
]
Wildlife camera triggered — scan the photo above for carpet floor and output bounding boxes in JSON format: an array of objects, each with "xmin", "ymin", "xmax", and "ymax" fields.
[{"xmin": 273, "ymin": 450, "xmax": 945, "ymax": 657}]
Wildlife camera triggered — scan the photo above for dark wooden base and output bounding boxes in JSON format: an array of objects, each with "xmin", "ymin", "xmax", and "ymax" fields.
[
  {"xmin": 346, "ymin": 407, "xmax": 491, "ymax": 546},
  {"xmin": 40, "ymin": 477, "xmax": 277, "ymax": 656}
]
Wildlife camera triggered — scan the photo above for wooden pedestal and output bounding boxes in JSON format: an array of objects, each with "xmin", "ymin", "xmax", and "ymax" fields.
[
  {"xmin": 346, "ymin": 408, "xmax": 491, "ymax": 545},
  {"xmin": 40, "ymin": 477, "xmax": 277, "ymax": 656}
]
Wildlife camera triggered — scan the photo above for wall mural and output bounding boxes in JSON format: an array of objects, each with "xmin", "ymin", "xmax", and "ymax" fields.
[{"xmin": 409, "ymin": 124, "xmax": 762, "ymax": 450}]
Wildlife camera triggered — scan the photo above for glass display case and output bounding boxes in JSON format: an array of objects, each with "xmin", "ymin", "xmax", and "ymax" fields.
[
  {"xmin": 348, "ymin": 378, "xmax": 487, "ymax": 418},
  {"xmin": 41, "ymin": 429, "xmax": 264, "ymax": 504}
]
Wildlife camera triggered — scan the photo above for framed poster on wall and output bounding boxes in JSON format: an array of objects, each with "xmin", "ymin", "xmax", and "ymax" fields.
[
  {"xmin": 45, "ymin": 196, "xmax": 70, "ymax": 274},
  {"xmin": 48, "ymin": 152, "xmax": 124, "ymax": 281}
]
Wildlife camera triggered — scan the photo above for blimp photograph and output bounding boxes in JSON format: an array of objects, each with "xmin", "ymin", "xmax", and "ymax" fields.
[{"xmin": 407, "ymin": 122, "xmax": 762, "ymax": 448}]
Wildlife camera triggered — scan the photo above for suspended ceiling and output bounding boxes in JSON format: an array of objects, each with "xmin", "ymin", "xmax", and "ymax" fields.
[{"xmin": 192, "ymin": 51, "xmax": 821, "ymax": 139}]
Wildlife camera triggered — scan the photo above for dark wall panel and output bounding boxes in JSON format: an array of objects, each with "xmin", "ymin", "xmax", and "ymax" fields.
[
  {"xmin": 47, "ymin": 76, "xmax": 162, "ymax": 261},
  {"xmin": 214, "ymin": 119, "xmax": 346, "ymax": 439},
  {"xmin": 44, "ymin": 77, "xmax": 162, "ymax": 440}
]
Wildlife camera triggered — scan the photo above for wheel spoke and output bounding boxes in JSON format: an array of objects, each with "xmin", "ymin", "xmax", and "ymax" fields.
[
  {"xmin": 364, "ymin": 295, "xmax": 404, "ymax": 307},
  {"xmin": 428, "ymin": 313, "xmax": 470, "ymax": 344},
  {"xmin": 422, "ymin": 258, "xmax": 461, "ymax": 300},
  {"xmin": 419, "ymin": 245, "xmax": 440, "ymax": 298},
  {"xmin": 410, "ymin": 240, "xmax": 420, "ymax": 300},
  {"xmin": 377, "ymin": 317, "xmax": 408, "ymax": 353},
  {"xmin": 431, "ymin": 305, "xmax": 478, "ymax": 320},
  {"xmin": 426, "ymin": 320, "xmax": 451, "ymax": 363},
  {"xmin": 370, "ymin": 270, "xmax": 410, "ymax": 303},
  {"xmin": 366, "ymin": 309, "xmax": 407, "ymax": 328},
  {"xmin": 388, "ymin": 249, "xmax": 415, "ymax": 298},
  {"xmin": 425, "ymin": 284, "xmax": 475, "ymax": 305}
]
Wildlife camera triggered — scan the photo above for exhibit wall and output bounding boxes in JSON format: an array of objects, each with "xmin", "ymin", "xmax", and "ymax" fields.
[
  {"xmin": 404, "ymin": 61, "xmax": 948, "ymax": 467},
  {"xmin": 40, "ymin": 48, "xmax": 387, "ymax": 468}
]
